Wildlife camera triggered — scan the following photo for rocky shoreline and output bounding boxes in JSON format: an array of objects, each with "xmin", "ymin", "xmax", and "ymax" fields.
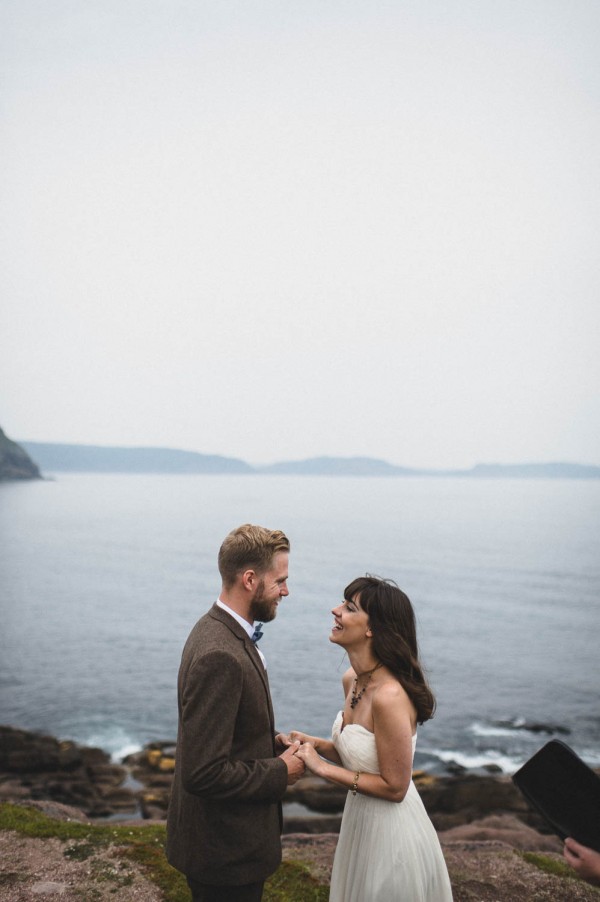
[
  {"xmin": 3, "ymin": 725, "xmax": 600, "ymax": 900},
  {"xmin": 0, "ymin": 724, "xmax": 566, "ymax": 835}
]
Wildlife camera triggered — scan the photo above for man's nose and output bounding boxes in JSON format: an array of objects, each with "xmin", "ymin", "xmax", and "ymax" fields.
[{"xmin": 280, "ymin": 584, "xmax": 289, "ymax": 596}]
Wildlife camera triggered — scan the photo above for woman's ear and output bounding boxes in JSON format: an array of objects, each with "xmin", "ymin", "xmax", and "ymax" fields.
[{"xmin": 366, "ymin": 624, "xmax": 373, "ymax": 638}]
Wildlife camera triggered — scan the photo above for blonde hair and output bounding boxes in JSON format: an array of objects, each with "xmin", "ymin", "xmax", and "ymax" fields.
[{"xmin": 218, "ymin": 524, "xmax": 290, "ymax": 588}]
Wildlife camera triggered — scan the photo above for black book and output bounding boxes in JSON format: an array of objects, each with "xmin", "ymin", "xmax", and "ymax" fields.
[{"xmin": 512, "ymin": 740, "xmax": 600, "ymax": 852}]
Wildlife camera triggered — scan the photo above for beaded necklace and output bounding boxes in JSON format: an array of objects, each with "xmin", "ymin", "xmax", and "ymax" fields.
[{"xmin": 350, "ymin": 662, "xmax": 382, "ymax": 709}]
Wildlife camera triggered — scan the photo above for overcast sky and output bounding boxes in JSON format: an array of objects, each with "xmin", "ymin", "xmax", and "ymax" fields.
[{"xmin": 2, "ymin": 0, "xmax": 599, "ymax": 468}]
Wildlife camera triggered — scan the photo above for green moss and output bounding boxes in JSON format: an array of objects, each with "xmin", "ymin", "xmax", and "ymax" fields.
[
  {"xmin": 0, "ymin": 802, "xmax": 187, "ymax": 900},
  {"xmin": 519, "ymin": 850, "xmax": 578, "ymax": 880},
  {"xmin": 64, "ymin": 840, "xmax": 98, "ymax": 860},
  {"xmin": 0, "ymin": 803, "xmax": 329, "ymax": 901},
  {"xmin": 264, "ymin": 860, "xmax": 329, "ymax": 901},
  {"xmin": 122, "ymin": 843, "xmax": 190, "ymax": 902}
]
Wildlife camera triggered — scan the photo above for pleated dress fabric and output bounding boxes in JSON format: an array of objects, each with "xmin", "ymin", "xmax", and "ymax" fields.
[{"xmin": 329, "ymin": 711, "xmax": 453, "ymax": 901}]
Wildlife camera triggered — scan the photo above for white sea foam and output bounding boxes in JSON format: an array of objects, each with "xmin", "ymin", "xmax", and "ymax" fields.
[
  {"xmin": 470, "ymin": 722, "xmax": 520, "ymax": 738},
  {"xmin": 112, "ymin": 742, "xmax": 143, "ymax": 763},
  {"xmin": 79, "ymin": 726, "xmax": 142, "ymax": 762},
  {"xmin": 580, "ymin": 748, "xmax": 600, "ymax": 768},
  {"xmin": 428, "ymin": 748, "xmax": 523, "ymax": 774}
]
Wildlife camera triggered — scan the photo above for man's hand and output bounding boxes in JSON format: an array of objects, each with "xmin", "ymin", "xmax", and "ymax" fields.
[
  {"xmin": 563, "ymin": 837, "xmax": 600, "ymax": 886},
  {"xmin": 274, "ymin": 732, "xmax": 291, "ymax": 753},
  {"xmin": 280, "ymin": 740, "xmax": 305, "ymax": 785}
]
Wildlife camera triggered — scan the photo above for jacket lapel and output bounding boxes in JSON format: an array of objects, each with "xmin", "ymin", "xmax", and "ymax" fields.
[{"xmin": 208, "ymin": 604, "xmax": 275, "ymax": 730}]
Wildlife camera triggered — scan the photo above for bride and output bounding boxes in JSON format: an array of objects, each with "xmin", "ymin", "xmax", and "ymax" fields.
[{"xmin": 286, "ymin": 576, "xmax": 453, "ymax": 901}]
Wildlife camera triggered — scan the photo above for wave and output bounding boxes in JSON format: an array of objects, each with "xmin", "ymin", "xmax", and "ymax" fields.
[
  {"xmin": 469, "ymin": 722, "xmax": 521, "ymax": 739},
  {"xmin": 74, "ymin": 724, "xmax": 143, "ymax": 762},
  {"xmin": 424, "ymin": 747, "xmax": 523, "ymax": 774},
  {"xmin": 469, "ymin": 720, "xmax": 564, "ymax": 738}
]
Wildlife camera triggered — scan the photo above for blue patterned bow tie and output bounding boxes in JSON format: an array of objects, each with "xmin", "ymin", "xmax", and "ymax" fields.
[{"xmin": 251, "ymin": 623, "xmax": 263, "ymax": 644}]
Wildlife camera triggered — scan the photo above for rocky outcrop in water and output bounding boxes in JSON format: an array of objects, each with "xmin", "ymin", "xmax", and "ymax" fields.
[
  {"xmin": 0, "ymin": 727, "xmax": 135, "ymax": 817},
  {"xmin": 0, "ymin": 725, "xmax": 583, "ymax": 840},
  {"xmin": 0, "ymin": 428, "xmax": 41, "ymax": 480}
]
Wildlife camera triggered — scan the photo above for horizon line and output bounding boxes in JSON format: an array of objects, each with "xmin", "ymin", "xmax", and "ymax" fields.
[{"xmin": 18, "ymin": 439, "xmax": 600, "ymax": 472}]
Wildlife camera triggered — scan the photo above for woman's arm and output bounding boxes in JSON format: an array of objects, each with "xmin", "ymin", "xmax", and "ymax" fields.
[
  {"xmin": 294, "ymin": 683, "xmax": 416, "ymax": 802},
  {"xmin": 280, "ymin": 730, "xmax": 342, "ymax": 765}
]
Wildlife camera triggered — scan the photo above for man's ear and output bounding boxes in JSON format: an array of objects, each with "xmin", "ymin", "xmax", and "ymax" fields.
[{"xmin": 241, "ymin": 569, "xmax": 257, "ymax": 592}]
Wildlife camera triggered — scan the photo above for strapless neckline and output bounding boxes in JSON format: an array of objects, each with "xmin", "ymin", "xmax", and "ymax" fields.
[
  {"xmin": 333, "ymin": 709, "xmax": 417, "ymax": 743},
  {"xmin": 338, "ymin": 711, "xmax": 374, "ymax": 735}
]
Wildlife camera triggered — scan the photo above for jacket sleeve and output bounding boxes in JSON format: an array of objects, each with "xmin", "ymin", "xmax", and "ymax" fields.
[{"xmin": 178, "ymin": 648, "xmax": 288, "ymax": 801}]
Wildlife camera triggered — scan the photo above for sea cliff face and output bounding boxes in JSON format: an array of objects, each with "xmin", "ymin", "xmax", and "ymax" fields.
[{"xmin": 0, "ymin": 428, "xmax": 41, "ymax": 480}]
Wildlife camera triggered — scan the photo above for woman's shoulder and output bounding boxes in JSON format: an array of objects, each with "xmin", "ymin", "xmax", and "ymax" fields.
[{"xmin": 372, "ymin": 675, "xmax": 415, "ymax": 714}]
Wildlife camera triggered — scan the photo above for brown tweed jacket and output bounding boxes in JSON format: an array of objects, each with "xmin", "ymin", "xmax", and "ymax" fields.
[{"xmin": 166, "ymin": 603, "xmax": 288, "ymax": 885}]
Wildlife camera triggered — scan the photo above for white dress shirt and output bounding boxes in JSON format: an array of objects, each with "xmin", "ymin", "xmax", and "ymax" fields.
[{"xmin": 216, "ymin": 599, "xmax": 267, "ymax": 668}]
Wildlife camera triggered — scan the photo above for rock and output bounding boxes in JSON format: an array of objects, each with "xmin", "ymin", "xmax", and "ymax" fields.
[
  {"xmin": 482, "ymin": 763, "xmax": 504, "ymax": 774},
  {"xmin": 493, "ymin": 718, "xmax": 571, "ymax": 735},
  {"xmin": 285, "ymin": 775, "xmax": 348, "ymax": 813},
  {"xmin": 284, "ymin": 832, "xmax": 600, "ymax": 899},
  {"xmin": 139, "ymin": 788, "xmax": 170, "ymax": 820},
  {"xmin": 0, "ymin": 726, "xmax": 137, "ymax": 819},
  {"xmin": 0, "ymin": 427, "xmax": 41, "ymax": 480},
  {"xmin": 418, "ymin": 773, "xmax": 531, "ymax": 831},
  {"xmin": 0, "ymin": 727, "xmax": 70, "ymax": 772},
  {"xmin": 31, "ymin": 881, "xmax": 67, "ymax": 895},
  {"xmin": 125, "ymin": 743, "xmax": 177, "ymax": 785},
  {"xmin": 86, "ymin": 763, "xmax": 127, "ymax": 791},
  {"xmin": 283, "ymin": 814, "xmax": 342, "ymax": 834},
  {"xmin": 441, "ymin": 840, "xmax": 599, "ymax": 901},
  {"xmin": 444, "ymin": 761, "xmax": 468, "ymax": 775},
  {"xmin": 13, "ymin": 800, "xmax": 90, "ymax": 822},
  {"xmin": 3, "ymin": 724, "xmax": 593, "ymax": 848},
  {"xmin": 3, "ymin": 813, "xmax": 599, "ymax": 902},
  {"xmin": 438, "ymin": 814, "xmax": 563, "ymax": 852},
  {"xmin": 282, "ymin": 832, "xmax": 338, "ymax": 882}
]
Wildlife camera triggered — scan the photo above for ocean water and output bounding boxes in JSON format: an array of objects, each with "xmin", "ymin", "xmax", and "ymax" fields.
[{"xmin": 1, "ymin": 473, "xmax": 599, "ymax": 774}]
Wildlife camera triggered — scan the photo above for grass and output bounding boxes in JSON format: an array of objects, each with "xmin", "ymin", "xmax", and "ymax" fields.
[
  {"xmin": 519, "ymin": 850, "xmax": 583, "ymax": 881},
  {"xmin": 0, "ymin": 803, "xmax": 329, "ymax": 901},
  {"xmin": 264, "ymin": 860, "xmax": 329, "ymax": 901}
]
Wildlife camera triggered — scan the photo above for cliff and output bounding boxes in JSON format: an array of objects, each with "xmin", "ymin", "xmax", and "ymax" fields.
[{"xmin": 0, "ymin": 428, "xmax": 41, "ymax": 481}]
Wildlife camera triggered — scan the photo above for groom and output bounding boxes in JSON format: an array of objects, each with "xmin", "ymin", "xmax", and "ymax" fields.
[{"xmin": 166, "ymin": 524, "xmax": 305, "ymax": 902}]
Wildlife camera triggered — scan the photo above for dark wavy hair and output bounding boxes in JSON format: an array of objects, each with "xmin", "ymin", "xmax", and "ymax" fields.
[{"xmin": 344, "ymin": 575, "xmax": 436, "ymax": 724}]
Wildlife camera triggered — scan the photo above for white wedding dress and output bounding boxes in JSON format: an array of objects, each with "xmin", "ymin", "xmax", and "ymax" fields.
[{"xmin": 329, "ymin": 711, "xmax": 453, "ymax": 901}]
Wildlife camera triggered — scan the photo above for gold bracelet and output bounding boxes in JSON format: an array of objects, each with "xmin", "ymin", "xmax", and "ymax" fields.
[{"xmin": 351, "ymin": 770, "xmax": 361, "ymax": 795}]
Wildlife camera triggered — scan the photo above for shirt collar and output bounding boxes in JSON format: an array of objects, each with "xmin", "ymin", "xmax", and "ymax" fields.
[
  {"xmin": 216, "ymin": 599, "xmax": 267, "ymax": 668},
  {"xmin": 216, "ymin": 598, "xmax": 255, "ymax": 640}
]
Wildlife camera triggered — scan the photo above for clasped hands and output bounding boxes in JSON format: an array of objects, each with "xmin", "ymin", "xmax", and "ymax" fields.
[{"xmin": 276, "ymin": 730, "xmax": 323, "ymax": 779}]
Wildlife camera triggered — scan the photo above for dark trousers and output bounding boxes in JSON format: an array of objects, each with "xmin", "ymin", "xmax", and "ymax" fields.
[{"xmin": 186, "ymin": 876, "xmax": 264, "ymax": 902}]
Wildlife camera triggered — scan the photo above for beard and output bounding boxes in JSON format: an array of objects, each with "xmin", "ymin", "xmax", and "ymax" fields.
[{"xmin": 249, "ymin": 579, "xmax": 278, "ymax": 623}]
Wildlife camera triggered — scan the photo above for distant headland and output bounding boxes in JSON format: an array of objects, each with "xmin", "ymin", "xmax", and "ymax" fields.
[
  {"xmin": 13, "ymin": 439, "xmax": 600, "ymax": 479},
  {"xmin": 0, "ymin": 428, "xmax": 41, "ymax": 481}
]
